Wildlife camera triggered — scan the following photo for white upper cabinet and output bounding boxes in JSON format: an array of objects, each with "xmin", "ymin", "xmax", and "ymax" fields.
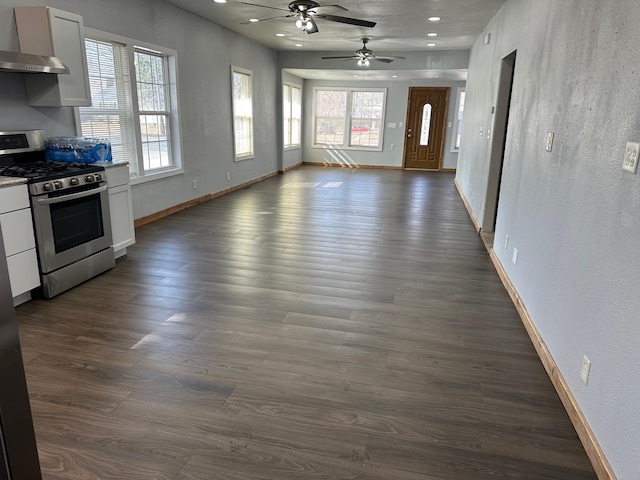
[{"xmin": 15, "ymin": 6, "xmax": 91, "ymax": 107}]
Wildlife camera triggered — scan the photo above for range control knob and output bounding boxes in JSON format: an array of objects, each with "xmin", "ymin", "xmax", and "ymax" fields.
[
  {"xmin": 85, "ymin": 174, "xmax": 95, "ymax": 183},
  {"xmin": 53, "ymin": 181, "xmax": 63, "ymax": 190},
  {"xmin": 43, "ymin": 183, "xmax": 53, "ymax": 192},
  {"xmin": 70, "ymin": 177, "xmax": 79, "ymax": 186},
  {"xmin": 94, "ymin": 173, "xmax": 103, "ymax": 182}
]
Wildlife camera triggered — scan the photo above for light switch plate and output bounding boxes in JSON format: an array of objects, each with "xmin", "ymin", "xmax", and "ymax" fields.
[
  {"xmin": 512, "ymin": 248, "xmax": 518, "ymax": 265},
  {"xmin": 546, "ymin": 132, "xmax": 554, "ymax": 152},
  {"xmin": 580, "ymin": 355, "xmax": 591, "ymax": 385},
  {"xmin": 622, "ymin": 141, "xmax": 640, "ymax": 173}
]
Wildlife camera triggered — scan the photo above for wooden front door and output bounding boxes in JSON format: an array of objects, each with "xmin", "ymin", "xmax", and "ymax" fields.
[{"xmin": 403, "ymin": 87, "xmax": 450, "ymax": 170}]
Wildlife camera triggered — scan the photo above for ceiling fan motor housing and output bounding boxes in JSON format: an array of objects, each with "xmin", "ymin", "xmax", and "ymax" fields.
[{"xmin": 288, "ymin": 0, "xmax": 321, "ymax": 13}]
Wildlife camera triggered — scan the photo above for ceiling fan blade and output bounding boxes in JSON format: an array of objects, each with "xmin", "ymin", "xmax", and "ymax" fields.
[
  {"xmin": 311, "ymin": 5, "xmax": 348, "ymax": 13},
  {"xmin": 373, "ymin": 55, "xmax": 406, "ymax": 61},
  {"xmin": 241, "ymin": 1, "xmax": 290, "ymax": 12},
  {"xmin": 315, "ymin": 14, "xmax": 376, "ymax": 28},
  {"xmin": 305, "ymin": 17, "xmax": 319, "ymax": 34},
  {"xmin": 371, "ymin": 57, "xmax": 394, "ymax": 64},
  {"xmin": 321, "ymin": 55, "xmax": 357, "ymax": 60}
]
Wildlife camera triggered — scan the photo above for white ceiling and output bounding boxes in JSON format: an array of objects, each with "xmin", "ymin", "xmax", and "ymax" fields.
[{"xmin": 163, "ymin": 0, "xmax": 507, "ymax": 80}]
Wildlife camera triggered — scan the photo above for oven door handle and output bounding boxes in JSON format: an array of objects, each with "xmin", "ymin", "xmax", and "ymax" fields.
[{"xmin": 35, "ymin": 185, "xmax": 108, "ymax": 205}]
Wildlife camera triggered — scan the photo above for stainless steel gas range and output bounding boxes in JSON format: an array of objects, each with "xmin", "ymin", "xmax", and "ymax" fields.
[{"xmin": 0, "ymin": 130, "xmax": 114, "ymax": 298}]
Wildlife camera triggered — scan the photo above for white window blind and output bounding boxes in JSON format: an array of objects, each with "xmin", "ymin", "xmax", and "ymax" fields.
[{"xmin": 79, "ymin": 38, "xmax": 138, "ymax": 176}]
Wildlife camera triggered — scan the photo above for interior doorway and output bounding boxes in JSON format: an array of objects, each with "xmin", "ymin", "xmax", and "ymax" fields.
[
  {"xmin": 482, "ymin": 50, "xmax": 517, "ymax": 248},
  {"xmin": 403, "ymin": 87, "xmax": 449, "ymax": 170}
]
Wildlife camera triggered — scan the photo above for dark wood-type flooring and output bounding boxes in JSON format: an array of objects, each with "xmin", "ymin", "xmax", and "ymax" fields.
[{"xmin": 15, "ymin": 167, "xmax": 597, "ymax": 479}]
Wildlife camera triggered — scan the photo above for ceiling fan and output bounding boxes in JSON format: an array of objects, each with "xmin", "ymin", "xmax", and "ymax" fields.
[
  {"xmin": 322, "ymin": 38, "xmax": 406, "ymax": 66},
  {"xmin": 241, "ymin": 0, "xmax": 376, "ymax": 34}
]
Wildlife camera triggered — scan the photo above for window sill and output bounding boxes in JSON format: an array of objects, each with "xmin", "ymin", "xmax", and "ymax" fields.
[
  {"xmin": 313, "ymin": 144, "xmax": 383, "ymax": 153},
  {"xmin": 130, "ymin": 167, "xmax": 184, "ymax": 186},
  {"xmin": 284, "ymin": 145, "xmax": 301, "ymax": 151}
]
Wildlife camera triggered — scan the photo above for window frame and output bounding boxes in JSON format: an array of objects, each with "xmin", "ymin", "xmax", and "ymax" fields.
[
  {"xmin": 75, "ymin": 28, "xmax": 184, "ymax": 185},
  {"xmin": 283, "ymin": 82, "xmax": 302, "ymax": 150},
  {"xmin": 450, "ymin": 87, "xmax": 466, "ymax": 153},
  {"xmin": 312, "ymin": 86, "xmax": 387, "ymax": 152},
  {"xmin": 231, "ymin": 66, "xmax": 255, "ymax": 161}
]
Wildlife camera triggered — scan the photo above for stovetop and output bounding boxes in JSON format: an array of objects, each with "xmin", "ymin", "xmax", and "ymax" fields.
[{"xmin": 0, "ymin": 160, "xmax": 105, "ymax": 183}]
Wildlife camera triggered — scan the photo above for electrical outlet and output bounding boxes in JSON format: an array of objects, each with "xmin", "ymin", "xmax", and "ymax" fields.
[
  {"xmin": 480, "ymin": 127, "xmax": 483, "ymax": 136},
  {"xmin": 546, "ymin": 132, "xmax": 554, "ymax": 152},
  {"xmin": 622, "ymin": 141, "xmax": 640, "ymax": 173},
  {"xmin": 390, "ymin": 143, "xmax": 395, "ymax": 149},
  {"xmin": 226, "ymin": 171, "xmax": 231, "ymax": 181},
  {"xmin": 580, "ymin": 355, "xmax": 591, "ymax": 385},
  {"xmin": 504, "ymin": 234, "xmax": 509, "ymax": 250},
  {"xmin": 512, "ymin": 248, "xmax": 518, "ymax": 265},
  {"xmin": 192, "ymin": 180, "xmax": 197, "ymax": 190}
]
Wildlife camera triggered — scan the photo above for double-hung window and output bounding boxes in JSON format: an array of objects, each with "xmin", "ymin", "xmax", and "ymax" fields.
[
  {"xmin": 451, "ymin": 87, "xmax": 466, "ymax": 152},
  {"xmin": 231, "ymin": 67, "xmax": 254, "ymax": 160},
  {"xmin": 78, "ymin": 30, "xmax": 182, "ymax": 182},
  {"xmin": 283, "ymin": 83, "xmax": 301, "ymax": 148},
  {"xmin": 313, "ymin": 87, "xmax": 386, "ymax": 151}
]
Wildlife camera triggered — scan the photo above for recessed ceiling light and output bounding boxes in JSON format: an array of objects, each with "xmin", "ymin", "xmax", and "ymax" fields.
[
  {"xmin": 392, "ymin": 75, "xmax": 398, "ymax": 78},
  {"xmin": 428, "ymin": 16, "xmax": 440, "ymax": 22},
  {"xmin": 249, "ymin": 18, "xmax": 259, "ymax": 22},
  {"xmin": 213, "ymin": 0, "xmax": 227, "ymax": 3},
  {"xmin": 427, "ymin": 43, "xmax": 436, "ymax": 47},
  {"xmin": 353, "ymin": 75, "xmax": 359, "ymax": 78},
  {"xmin": 427, "ymin": 33, "xmax": 438, "ymax": 37},
  {"xmin": 294, "ymin": 43, "xmax": 303, "ymax": 47},
  {"xmin": 275, "ymin": 33, "xmax": 285, "ymax": 37}
]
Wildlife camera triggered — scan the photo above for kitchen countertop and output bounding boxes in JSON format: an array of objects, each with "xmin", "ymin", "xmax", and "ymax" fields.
[{"xmin": 0, "ymin": 177, "xmax": 28, "ymax": 188}]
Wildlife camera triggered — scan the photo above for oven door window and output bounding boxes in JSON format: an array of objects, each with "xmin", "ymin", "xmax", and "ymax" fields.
[{"xmin": 50, "ymin": 193, "xmax": 105, "ymax": 253}]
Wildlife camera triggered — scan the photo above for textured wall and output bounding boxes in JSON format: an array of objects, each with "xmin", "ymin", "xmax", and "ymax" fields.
[
  {"xmin": 0, "ymin": 0, "xmax": 279, "ymax": 220},
  {"xmin": 456, "ymin": 1, "xmax": 640, "ymax": 477}
]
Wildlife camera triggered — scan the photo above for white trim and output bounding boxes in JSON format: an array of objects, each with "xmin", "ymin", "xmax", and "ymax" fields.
[
  {"xmin": 283, "ymin": 82, "xmax": 302, "ymax": 149},
  {"xmin": 312, "ymin": 86, "xmax": 387, "ymax": 152},
  {"xmin": 77, "ymin": 28, "xmax": 183, "ymax": 181},
  {"xmin": 231, "ymin": 65, "xmax": 254, "ymax": 161},
  {"xmin": 450, "ymin": 87, "xmax": 466, "ymax": 153}
]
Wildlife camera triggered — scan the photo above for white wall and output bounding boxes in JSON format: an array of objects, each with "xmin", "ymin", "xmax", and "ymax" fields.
[
  {"xmin": 456, "ymin": 1, "xmax": 640, "ymax": 478},
  {"xmin": 0, "ymin": 0, "xmax": 280, "ymax": 220}
]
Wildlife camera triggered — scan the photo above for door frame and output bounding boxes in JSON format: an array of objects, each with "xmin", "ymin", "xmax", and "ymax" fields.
[
  {"xmin": 482, "ymin": 50, "xmax": 517, "ymax": 235},
  {"xmin": 402, "ymin": 87, "xmax": 450, "ymax": 171}
]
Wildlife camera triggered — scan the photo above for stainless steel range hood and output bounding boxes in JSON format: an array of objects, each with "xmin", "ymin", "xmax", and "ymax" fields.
[{"xmin": 0, "ymin": 49, "xmax": 69, "ymax": 74}]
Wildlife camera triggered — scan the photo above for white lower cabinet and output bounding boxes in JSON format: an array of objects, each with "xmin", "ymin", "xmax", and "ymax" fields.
[
  {"xmin": 0, "ymin": 184, "xmax": 40, "ymax": 304},
  {"xmin": 106, "ymin": 165, "xmax": 135, "ymax": 258}
]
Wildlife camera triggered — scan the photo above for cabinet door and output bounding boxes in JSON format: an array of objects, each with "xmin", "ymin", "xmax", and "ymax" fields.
[
  {"xmin": 0, "ymin": 209, "xmax": 36, "ymax": 257},
  {"xmin": 0, "ymin": 185, "xmax": 29, "ymax": 214},
  {"xmin": 15, "ymin": 6, "xmax": 91, "ymax": 107},
  {"xmin": 109, "ymin": 184, "xmax": 136, "ymax": 255},
  {"xmin": 6, "ymin": 250, "xmax": 40, "ymax": 298},
  {"xmin": 49, "ymin": 8, "xmax": 91, "ymax": 106}
]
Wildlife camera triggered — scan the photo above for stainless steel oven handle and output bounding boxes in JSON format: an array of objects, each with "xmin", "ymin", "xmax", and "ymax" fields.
[{"xmin": 36, "ymin": 184, "xmax": 108, "ymax": 205}]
